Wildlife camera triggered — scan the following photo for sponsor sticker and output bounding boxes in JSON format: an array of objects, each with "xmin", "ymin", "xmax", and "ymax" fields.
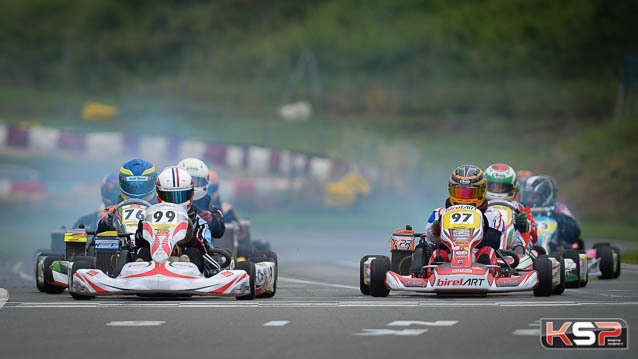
[
  {"xmin": 451, "ymin": 268, "xmax": 473, "ymax": 274},
  {"xmin": 86, "ymin": 270, "xmax": 99, "ymax": 277},
  {"xmin": 541, "ymin": 318, "xmax": 628, "ymax": 349},
  {"xmin": 221, "ymin": 271, "xmax": 234, "ymax": 277},
  {"xmin": 436, "ymin": 278, "xmax": 484, "ymax": 287},
  {"xmin": 95, "ymin": 239, "xmax": 119, "ymax": 250}
]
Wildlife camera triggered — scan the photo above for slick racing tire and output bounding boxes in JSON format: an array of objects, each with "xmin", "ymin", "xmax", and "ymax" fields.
[
  {"xmin": 553, "ymin": 255, "xmax": 566, "ymax": 295},
  {"xmin": 42, "ymin": 254, "xmax": 66, "ymax": 294},
  {"xmin": 562, "ymin": 250, "xmax": 583, "ymax": 288},
  {"xmin": 391, "ymin": 250, "xmax": 412, "ymax": 275},
  {"xmin": 533, "ymin": 255, "xmax": 553, "ymax": 297},
  {"xmin": 250, "ymin": 252, "xmax": 278, "ymax": 298},
  {"xmin": 613, "ymin": 246, "xmax": 621, "ymax": 279},
  {"xmin": 35, "ymin": 252, "xmax": 62, "ymax": 293},
  {"xmin": 369, "ymin": 256, "xmax": 391, "ymax": 297},
  {"xmin": 70, "ymin": 260, "xmax": 95, "ymax": 300},
  {"xmin": 596, "ymin": 244, "xmax": 615, "ymax": 279},
  {"xmin": 236, "ymin": 260, "xmax": 257, "ymax": 300},
  {"xmin": 532, "ymin": 244, "xmax": 546, "ymax": 255}
]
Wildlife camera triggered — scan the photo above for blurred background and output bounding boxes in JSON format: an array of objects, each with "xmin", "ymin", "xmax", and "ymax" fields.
[{"xmin": 0, "ymin": 0, "xmax": 637, "ymax": 258}]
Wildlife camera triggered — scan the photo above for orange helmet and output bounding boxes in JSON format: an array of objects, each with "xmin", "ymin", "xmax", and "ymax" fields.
[
  {"xmin": 516, "ymin": 170, "xmax": 533, "ymax": 180},
  {"xmin": 448, "ymin": 164, "xmax": 486, "ymax": 207}
]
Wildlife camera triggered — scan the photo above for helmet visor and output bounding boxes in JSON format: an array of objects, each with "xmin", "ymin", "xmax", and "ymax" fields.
[
  {"xmin": 449, "ymin": 185, "xmax": 485, "ymax": 200},
  {"xmin": 192, "ymin": 176, "xmax": 209, "ymax": 188},
  {"xmin": 120, "ymin": 176, "xmax": 155, "ymax": 198},
  {"xmin": 487, "ymin": 182, "xmax": 514, "ymax": 194},
  {"xmin": 520, "ymin": 191, "xmax": 542, "ymax": 206},
  {"xmin": 158, "ymin": 189, "xmax": 193, "ymax": 204}
]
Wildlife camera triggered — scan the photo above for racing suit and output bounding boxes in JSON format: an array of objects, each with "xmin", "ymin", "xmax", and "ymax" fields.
[
  {"xmin": 487, "ymin": 199, "xmax": 538, "ymax": 251},
  {"xmin": 548, "ymin": 202, "xmax": 581, "ymax": 247},
  {"xmin": 136, "ymin": 206, "xmax": 215, "ymax": 273},
  {"xmin": 425, "ymin": 199, "xmax": 504, "ymax": 265}
]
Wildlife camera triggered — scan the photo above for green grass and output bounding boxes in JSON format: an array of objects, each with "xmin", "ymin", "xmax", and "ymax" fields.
[
  {"xmin": 580, "ymin": 220, "xmax": 636, "ymax": 243},
  {"xmin": 622, "ymin": 251, "xmax": 638, "ymax": 264}
]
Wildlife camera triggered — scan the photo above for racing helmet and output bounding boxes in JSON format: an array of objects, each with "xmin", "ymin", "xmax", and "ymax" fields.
[
  {"xmin": 156, "ymin": 167, "xmax": 194, "ymax": 209},
  {"xmin": 100, "ymin": 174, "xmax": 119, "ymax": 207},
  {"xmin": 119, "ymin": 158, "xmax": 157, "ymax": 202},
  {"xmin": 448, "ymin": 164, "xmax": 486, "ymax": 207},
  {"xmin": 177, "ymin": 158, "xmax": 209, "ymax": 201},
  {"xmin": 519, "ymin": 175, "xmax": 557, "ymax": 208},
  {"xmin": 485, "ymin": 163, "xmax": 518, "ymax": 201}
]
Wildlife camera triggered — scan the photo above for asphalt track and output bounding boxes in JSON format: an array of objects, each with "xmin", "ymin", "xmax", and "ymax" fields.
[{"xmin": 1, "ymin": 229, "xmax": 636, "ymax": 359}]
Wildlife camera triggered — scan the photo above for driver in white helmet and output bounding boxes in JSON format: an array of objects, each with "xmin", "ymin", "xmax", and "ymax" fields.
[
  {"xmin": 176, "ymin": 158, "xmax": 225, "ymax": 239},
  {"xmin": 136, "ymin": 167, "xmax": 218, "ymax": 273}
]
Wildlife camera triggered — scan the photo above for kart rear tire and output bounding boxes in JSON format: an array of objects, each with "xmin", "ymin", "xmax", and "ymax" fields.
[
  {"xmin": 251, "ymin": 254, "xmax": 278, "ymax": 298},
  {"xmin": 593, "ymin": 242, "xmax": 610, "ymax": 250},
  {"xmin": 533, "ymin": 255, "xmax": 553, "ymax": 297},
  {"xmin": 533, "ymin": 244, "xmax": 546, "ymax": 256},
  {"xmin": 391, "ymin": 250, "xmax": 412, "ymax": 275},
  {"xmin": 597, "ymin": 244, "xmax": 614, "ymax": 279},
  {"xmin": 613, "ymin": 247, "xmax": 621, "ymax": 278},
  {"xmin": 553, "ymin": 255, "xmax": 566, "ymax": 295},
  {"xmin": 35, "ymin": 252, "xmax": 62, "ymax": 292},
  {"xmin": 70, "ymin": 260, "xmax": 95, "ymax": 300},
  {"xmin": 562, "ymin": 250, "xmax": 582, "ymax": 288},
  {"xmin": 369, "ymin": 256, "xmax": 391, "ymax": 297},
  {"xmin": 236, "ymin": 260, "xmax": 256, "ymax": 300},
  {"xmin": 42, "ymin": 255, "xmax": 66, "ymax": 294}
]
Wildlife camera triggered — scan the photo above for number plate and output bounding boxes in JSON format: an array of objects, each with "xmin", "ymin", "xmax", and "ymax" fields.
[
  {"xmin": 443, "ymin": 210, "xmax": 480, "ymax": 229},
  {"xmin": 95, "ymin": 239, "xmax": 119, "ymax": 250},
  {"xmin": 119, "ymin": 205, "xmax": 147, "ymax": 226},
  {"xmin": 536, "ymin": 219, "xmax": 557, "ymax": 234},
  {"xmin": 64, "ymin": 232, "xmax": 88, "ymax": 243}
]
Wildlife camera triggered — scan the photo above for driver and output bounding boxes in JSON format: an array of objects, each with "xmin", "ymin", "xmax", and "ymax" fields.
[
  {"xmin": 96, "ymin": 158, "xmax": 158, "ymax": 233},
  {"xmin": 176, "ymin": 158, "xmax": 225, "ymax": 237},
  {"xmin": 72, "ymin": 174, "xmax": 119, "ymax": 232},
  {"xmin": 519, "ymin": 175, "xmax": 582, "ymax": 248},
  {"xmin": 485, "ymin": 163, "xmax": 537, "ymax": 254},
  {"xmin": 136, "ymin": 167, "xmax": 217, "ymax": 273},
  {"xmin": 425, "ymin": 164, "xmax": 504, "ymax": 266}
]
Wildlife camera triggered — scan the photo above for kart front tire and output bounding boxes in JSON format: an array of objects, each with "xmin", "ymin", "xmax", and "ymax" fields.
[
  {"xmin": 70, "ymin": 260, "xmax": 95, "ymax": 300},
  {"xmin": 42, "ymin": 256, "xmax": 66, "ymax": 294},
  {"xmin": 613, "ymin": 246, "xmax": 621, "ymax": 278},
  {"xmin": 250, "ymin": 252, "xmax": 278, "ymax": 298},
  {"xmin": 597, "ymin": 244, "xmax": 614, "ymax": 279},
  {"xmin": 236, "ymin": 260, "xmax": 256, "ymax": 300},
  {"xmin": 369, "ymin": 256, "xmax": 391, "ymax": 297},
  {"xmin": 35, "ymin": 252, "xmax": 62, "ymax": 293},
  {"xmin": 562, "ymin": 250, "xmax": 581, "ymax": 288},
  {"xmin": 533, "ymin": 255, "xmax": 553, "ymax": 297},
  {"xmin": 553, "ymin": 255, "xmax": 566, "ymax": 295}
]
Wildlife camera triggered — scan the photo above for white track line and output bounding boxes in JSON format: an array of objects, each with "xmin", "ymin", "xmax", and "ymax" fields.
[
  {"xmin": 263, "ymin": 320, "xmax": 290, "ymax": 326},
  {"xmin": 7, "ymin": 300, "xmax": 638, "ymax": 309},
  {"xmin": 12, "ymin": 262, "xmax": 35, "ymax": 281},
  {"xmin": 107, "ymin": 321, "xmax": 165, "ymax": 327},
  {"xmin": 278, "ymin": 276, "xmax": 359, "ymax": 290},
  {"xmin": 0, "ymin": 288, "xmax": 8, "ymax": 310}
]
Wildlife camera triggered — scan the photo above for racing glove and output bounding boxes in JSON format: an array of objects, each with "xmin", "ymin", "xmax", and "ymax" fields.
[
  {"xmin": 431, "ymin": 219, "xmax": 441, "ymax": 237},
  {"xmin": 514, "ymin": 211, "xmax": 529, "ymax": 233},
  {"xmin": 199, "ymin": 210, "xmax": 213, "ymax": 224}
]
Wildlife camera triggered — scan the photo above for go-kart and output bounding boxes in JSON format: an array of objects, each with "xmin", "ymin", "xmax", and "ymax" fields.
[
  {"xmin": 69, "ymin": 203, "xmax": 277, "ymax": 300},
  {"xmin": 35, "ymin": 199, "xmax": 152, "ymax": 294},
  {"xmin": 221, "ymin": 203, "xmax": 271, "ymax": 259},
  {"xmin": 532, "ymin": 206, "xmax": 620, "ymax": 282},
  {"xmin": 360, "ymin": 205, "xmax": 564, "ymax": 297}
]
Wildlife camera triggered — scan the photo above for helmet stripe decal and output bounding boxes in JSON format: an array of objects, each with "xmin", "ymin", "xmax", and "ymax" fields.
[
  {"xmin": 176, "ymin": 167, "xmax": 180, "ymax": 184},
  {"xmin": 171, "ymin": 168, "xmax": 176, "ymax": 187}
]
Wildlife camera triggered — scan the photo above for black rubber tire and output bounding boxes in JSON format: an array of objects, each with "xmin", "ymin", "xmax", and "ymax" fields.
[
  {"xmin": 74, "ymin": 256, "xmax": 97, "ymax": 268},
  {"xmin": 251, "ymin": 253, "xmax": 278, "ymax": 298},
  {"xmin": 369, "ymin": 256, "xmax": 391, "ymax": 297},
  {"xmin": 70, "ymin": 260, "xmax": 95, "ymax": 300},
  {"xmin": 237, "ymin": 240, "xmax": 252, "ymax": 259},
  {"xmin": 391, "ymin": 250, "xmax": 412, "ymax": 275},
  {"xmin": 597, "ymin": 244, "xmax": 614, "ymax": 279},
  {"xmin": 533, "ymin": 244, "xmax": 546, "ymax": 255},
  {"xmin": 236, "ymin": 260, "xmax": 256, "ymax": 300},
  {"xmin": 593, "ymin": 242, "xmax": 610, "ymax": 250},
  {"xmin": 613, "ymin": 247, "xmax": 621, "ymax": 278},
  {"xmin": 42, "ymin": 256, "xmax": 66, "ymax": 294},
  {"xmin": 35, "ymin": 252, "xmax": 62, "ymax": 292},
  {"xmin": 251, "ymin": 250, "xmax": 277, "ymax": 265},
  {"xmin": 562, "ymin": 250, "xmax": 581, "ymax": 288},
  {"xmin": 533, "ymin": 255, "xmax": 553, "ymax": 297},
  {"xmin": 359, "ymin": 255, "xmax": 372, "ymax": 295},
  {"xmin": 553, "ymin": 255, "xmax": 566, "ymax": 295}
]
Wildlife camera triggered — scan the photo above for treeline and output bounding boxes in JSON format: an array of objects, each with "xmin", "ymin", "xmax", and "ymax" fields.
[{"xmin": 1, "ymin": 0, "xmax": 636, "ymax": 119}]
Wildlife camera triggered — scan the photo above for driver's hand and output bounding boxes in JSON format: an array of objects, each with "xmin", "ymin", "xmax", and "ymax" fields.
[
  {"xmin": 514, "ymin": 212, "xmax": 529, "ymax": 233},
  {"xmin": 200, "ymin": 210, "xmax": 213, "ymax": 224},
  {"xmin": 431, "ymin": 219, "xmax": 441, "ymax": 236}
]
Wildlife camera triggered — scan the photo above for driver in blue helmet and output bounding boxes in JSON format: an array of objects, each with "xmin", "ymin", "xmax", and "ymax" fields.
[
  {"xmin": 72, "ymin": 174, "xmax": 119, "ymax": 232},
  {"xmin": 96, "ymin": 158, "xmax": 158, "ymax": 233}
]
